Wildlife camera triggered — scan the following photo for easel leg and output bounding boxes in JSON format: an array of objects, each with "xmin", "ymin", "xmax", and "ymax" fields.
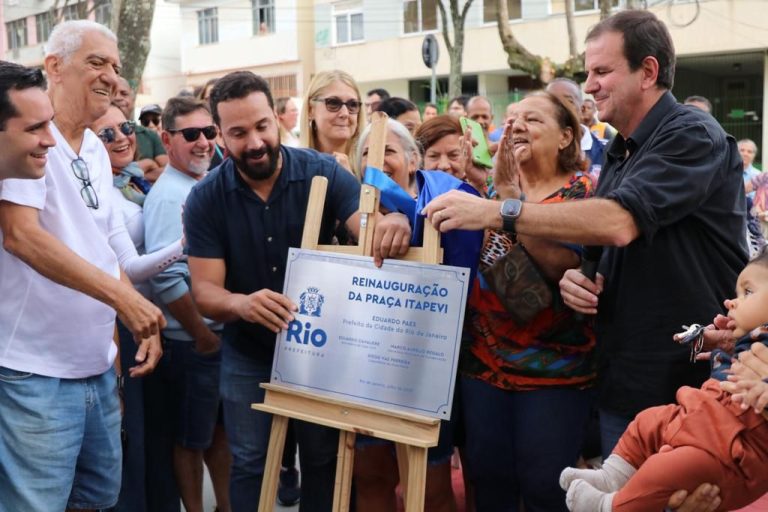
[
  {"xmin": 258, "ymin": 415, "xmax": 288, "ymax": 512},
  {"xmin": 404, "ymin": 445, "xmax": 428, "ymax": 512},
  {"xmin": 332, "ymin": 430, "xmax": 356, "ymax": 512},
  {"xmin": 396, "ymin": 442, "xmax": 410, "ymax": 502}
]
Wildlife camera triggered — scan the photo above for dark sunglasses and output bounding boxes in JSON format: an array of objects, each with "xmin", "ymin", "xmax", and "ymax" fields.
[
  {"xmin": 167, "ymin": 125, "xmax": 218, "ymax": 143},
  {"xmin": 97, "ymin": 121, "xmax": 135, "ymax": 144},
  {"xmin": 313, "ymin": 97, "xmax": 361, "ymax": 115},
  {"xmin": 141, "ymin": 115, "xmax": 160, "ymax": 127}
]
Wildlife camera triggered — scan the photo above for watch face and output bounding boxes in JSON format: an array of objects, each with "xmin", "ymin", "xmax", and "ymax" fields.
[{"xmin": 501, "ymin": 199, "xmax": 522, "ymax": 218}]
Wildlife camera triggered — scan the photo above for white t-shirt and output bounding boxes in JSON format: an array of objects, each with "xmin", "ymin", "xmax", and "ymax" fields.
[{"xmin": 0, "ymin": 123, "xmax": 120, "ymax": 378}]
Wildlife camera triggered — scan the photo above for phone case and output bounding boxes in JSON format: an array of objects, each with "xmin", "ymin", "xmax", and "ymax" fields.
[{"xmin": 460, "ymin": 117, "xmax": 494, "ymax": 169}]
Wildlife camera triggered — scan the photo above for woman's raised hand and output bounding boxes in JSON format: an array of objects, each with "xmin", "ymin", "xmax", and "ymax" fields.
[{"xmin": 494, "ymin": 121, "xmax": 522, "ymax": 200}]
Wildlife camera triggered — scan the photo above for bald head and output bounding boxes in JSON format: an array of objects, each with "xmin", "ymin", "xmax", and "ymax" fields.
[
  {"xmin": 467, "ymin": 96, "xmax": 493, "ymax": 134},
  {"xmin": 546, "ymin": 78, "xmax": 583, "ymax": 112}
]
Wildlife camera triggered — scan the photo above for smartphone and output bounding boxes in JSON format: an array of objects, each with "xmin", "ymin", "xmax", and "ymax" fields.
[{"xmin": 459, "ymin": 116, "xmax": 494, "ymax": 169}]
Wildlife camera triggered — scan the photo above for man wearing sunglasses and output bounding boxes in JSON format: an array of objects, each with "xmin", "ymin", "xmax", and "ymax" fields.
[
  {"xmin": 143, "ymin": 96, "xmax": 231, "ymax": 512},
  {"xmin": 0, "ymin": 62, "xmax": 56, "ymax": 181},
  {"xmin": 183, "ymin": 71, "xmax": 412, "ymax": 511},
  {"xmin": 0, "ymin": 21, "xmax": 165, "ymax": 512},
  {"xmin": 135, "ymin": 101, "xmax": 169, "ymax": 183}
]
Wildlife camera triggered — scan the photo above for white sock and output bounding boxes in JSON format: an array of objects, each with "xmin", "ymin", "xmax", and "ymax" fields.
[
  {"xmin": 566, "ymin": 478, "xmax": 615, "ymax": 512},
  {"xmin": 560, "ymin": 454, "xmax": 636, "ymax": 492}
]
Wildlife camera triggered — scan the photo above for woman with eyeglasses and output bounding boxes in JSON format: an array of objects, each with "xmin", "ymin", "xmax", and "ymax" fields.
[
  {"xmin": 299, "ymin": 69, "xmax": 365, "ymax": 175},
  {"xmin": 91, "ymin": 104, "xmax": 186, "ymax": 511},
  {"xmin": 92, "ymin": 104, "xmax": 185, "ymax": 285}
]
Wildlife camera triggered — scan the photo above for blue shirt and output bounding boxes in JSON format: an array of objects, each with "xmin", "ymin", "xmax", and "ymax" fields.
[
  {"xmin": 184, "ymin": 146, "xmax": 360, "ymax": 362},
  {"xmin": 144, "ymin": 164, "xmax": 222, "ymax": 341}
]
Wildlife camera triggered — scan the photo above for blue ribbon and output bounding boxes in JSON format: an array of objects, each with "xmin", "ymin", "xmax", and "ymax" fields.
[
  {"xmin": 363, "ymin": 166, "xmax": 484, "ymax": 288},
  {"xmin": 362, "ymin": 166, "xmax": 416, "ymax": 219}
]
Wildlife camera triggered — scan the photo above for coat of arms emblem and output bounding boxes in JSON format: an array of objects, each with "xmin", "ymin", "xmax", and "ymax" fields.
[{"xmin": 299, "ymin": 287, "xmax": 324, "ymax": 317}]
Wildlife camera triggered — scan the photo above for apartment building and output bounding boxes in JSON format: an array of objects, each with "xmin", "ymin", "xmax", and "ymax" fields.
[
  {"xmin": 312, "ymin": 0, "xmax": 767, "ymax": 156},
  {"xmin": 0, "ymin": 0, "xmax": 184, "ymax": 105},
  {"xmin": 175, "ymin": 0, "xmax": 315, "ymax": 98},
  {"xmin": 2, "ymin": 0, "xmax": 765, "ymax": 153}
]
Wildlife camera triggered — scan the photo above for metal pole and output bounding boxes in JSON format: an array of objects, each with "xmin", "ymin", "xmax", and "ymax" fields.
[{"xmin": 430, "ymin": 66, "xmax": 437, "ymax": 105}]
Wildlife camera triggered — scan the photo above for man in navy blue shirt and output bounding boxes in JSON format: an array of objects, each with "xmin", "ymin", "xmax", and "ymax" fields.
[
  {"xmin": 422, "ymin": 11, "xmax": 745, "ymax": 511},
  {"xmin": 184, "ymin": 71, "xmax": 410, "ymax": 511}
]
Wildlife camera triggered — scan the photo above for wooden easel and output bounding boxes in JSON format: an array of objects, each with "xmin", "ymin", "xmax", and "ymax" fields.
[{"xmin": 252, "ymin": 113, "xmax": 445, "ymax": 511}]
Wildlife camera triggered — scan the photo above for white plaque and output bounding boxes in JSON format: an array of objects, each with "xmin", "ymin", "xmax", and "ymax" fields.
[{"xmin": 271, "ymin": 248, "xmax": 470, "ymax": 419}]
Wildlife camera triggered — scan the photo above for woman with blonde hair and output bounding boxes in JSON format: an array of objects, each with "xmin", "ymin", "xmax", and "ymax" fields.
[{"xmin": 300, "ymin": 69, "xmax": 365, "ymax": 175}]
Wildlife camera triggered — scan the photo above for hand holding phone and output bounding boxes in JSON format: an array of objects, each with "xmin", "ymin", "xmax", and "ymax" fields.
[{"xmin": 459, "ymin": 117, "xmax": 494, "ymax": 169}]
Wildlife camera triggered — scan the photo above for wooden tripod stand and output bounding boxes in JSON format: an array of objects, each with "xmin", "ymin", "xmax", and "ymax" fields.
[{"xmin": 253, "ymin": 113, "xmax": 445, "ymax": 511}]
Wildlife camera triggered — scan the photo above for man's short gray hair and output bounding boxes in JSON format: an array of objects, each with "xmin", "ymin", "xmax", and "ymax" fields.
[
  {"xmin": 45, "ymin": 20, "xmax": 117, "ymax": 62},
  {"xmin": 738, "ymin": 138, "xmax": 758, "ymax": 154}
]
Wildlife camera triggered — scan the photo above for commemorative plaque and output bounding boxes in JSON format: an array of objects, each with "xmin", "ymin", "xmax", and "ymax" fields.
[{"xmin": 271, "ymin": 248, "xmax": 470, "ymax": 419}]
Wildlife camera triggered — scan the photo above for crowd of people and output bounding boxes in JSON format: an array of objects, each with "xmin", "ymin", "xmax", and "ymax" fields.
[{"xmin": 0, "ymin": 8, "xmax": 767, "ymax": 512}]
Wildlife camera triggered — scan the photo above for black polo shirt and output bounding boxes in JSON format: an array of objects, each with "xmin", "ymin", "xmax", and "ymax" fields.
[
  {"xmin": 595, "ymin": 92, "xmax": 748, "ymax": 417},
  {"xmin": 184, "ymin": 146, "xmax": 360, "ymax": 363}
]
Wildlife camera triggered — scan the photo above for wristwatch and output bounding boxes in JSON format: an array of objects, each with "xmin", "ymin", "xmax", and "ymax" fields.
[{"xmin": 500, "ymin": 198, "xmax": 523, "ymax": 233}]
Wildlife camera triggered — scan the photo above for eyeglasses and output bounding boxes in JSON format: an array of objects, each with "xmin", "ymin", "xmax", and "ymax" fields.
[
  {"xmin": 97, "ymin": 121, "xmax": 136, "ymax": 144},
  {"xmin": 71, "ymin": 157, "xmax": 99, "ymax": 209},
  {"xmin": 312, "ymin": 97, "xmax": 361, "ymax": 115},
  {"xmin": 166, "ymin": 125, "xmax": 218, "ymax": 143}
]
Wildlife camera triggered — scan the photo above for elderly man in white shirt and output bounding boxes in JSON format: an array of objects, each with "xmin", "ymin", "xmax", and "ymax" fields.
[{"xmin": 0, "ymin": 20, "xmax": 164, "ymax": 511}]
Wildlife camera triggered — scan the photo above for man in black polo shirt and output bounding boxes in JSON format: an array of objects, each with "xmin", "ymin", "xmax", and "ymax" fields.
[
  {"xmin": 183, "ymin": 71, "xmax": 410, "ymax": 512},
  {"xmin": 422, "ymin": 10, "xmax": 746, "ymax": 509}
]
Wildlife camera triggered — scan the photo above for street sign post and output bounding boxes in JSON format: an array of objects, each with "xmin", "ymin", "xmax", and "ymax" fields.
[{"xmin": 421, "ymin": 34, "xmax": 439, "ymax": 105}]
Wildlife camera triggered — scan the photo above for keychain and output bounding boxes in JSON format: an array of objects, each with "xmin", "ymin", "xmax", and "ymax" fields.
[{"xmin": 675, "ymin": 324, "xmax": 707, "ymax": 363}]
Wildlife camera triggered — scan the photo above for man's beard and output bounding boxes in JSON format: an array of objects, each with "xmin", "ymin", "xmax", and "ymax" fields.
[
  {"xmin": 188, "ymin": 158, "xmax": 210, "ymax": 176},
  {"xmin": 231, "ymin": 138, "xmax": 281, "ymax": 181}
]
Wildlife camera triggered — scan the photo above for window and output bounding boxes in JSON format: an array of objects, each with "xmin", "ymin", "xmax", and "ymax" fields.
[
  {"xmin": 6, "ymin": 19, "xmax": 28, "ymax": 50},
  {"xmin": 36, "ymin": 12, "xmax": 53, "ymax": 43},
  {"xmin": 575, "ymin": 0, "xmax": 619, "ymax": 11},
  {"xmin": 62, "ymin": 3, "xmax": 83, "ymax": 21},
  {"xmin": 483, "ymin": 0, "xmax": 522, "ymax": 23},
  {"xmin": 252, "ymin": 0, "xmax": 275, "ymax": 35},
  {"xmin": 334, "ymin": 8, "xmax": 363, "ymax": 45},
  {"xmin": 94, "ymin": 0, "xmax": 112, "ymax": 26},
  {"xmin": 197, "ymin": 8, "xmax": 219, "ymax": 45},
  {"xmin": 403, "ymin": 0, "xmax": 438, "ymax": 34},
  {"xmin": 266, "ymin": 74, "xmax": 298, "ymax": 98}
]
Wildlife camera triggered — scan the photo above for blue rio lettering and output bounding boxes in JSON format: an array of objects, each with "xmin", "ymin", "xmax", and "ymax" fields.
[{"xmin": 286, "ymin": 320, "xmax": 328, "ymax": 347}]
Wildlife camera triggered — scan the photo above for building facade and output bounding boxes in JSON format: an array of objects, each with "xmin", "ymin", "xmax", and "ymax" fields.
[
  {"xmin": 175, "ymin": 0, "xmax": 315, "ymax": 98},
  {"xmin": 1, "ymin": 0, "xmax": 765, "ymax": 160},
  {"xmin": 312, "ymin": 0, "xmax": 766, "ymax": 160}
]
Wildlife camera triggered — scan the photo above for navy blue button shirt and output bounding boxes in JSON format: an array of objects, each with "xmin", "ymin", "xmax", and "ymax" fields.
[
  {"xmin": 594, "ymin": 92, "xmax": 748, "ymax": 417},
  {"xmin": 184, "ymin": 146, "xmax": 360, "ymax": 362}
]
